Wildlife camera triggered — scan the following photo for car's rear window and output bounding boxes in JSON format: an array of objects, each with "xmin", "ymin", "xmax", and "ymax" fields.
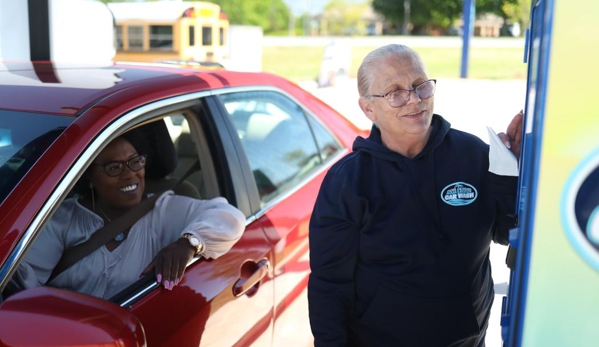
[{"xmin": 0, "ymin": 110, "xmax": 74, "ymax": 204}]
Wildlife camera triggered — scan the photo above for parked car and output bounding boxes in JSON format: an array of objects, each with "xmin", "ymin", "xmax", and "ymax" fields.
[{"xmin": 0, "ymin": 61, "xmax": 365, "ymax": 346}]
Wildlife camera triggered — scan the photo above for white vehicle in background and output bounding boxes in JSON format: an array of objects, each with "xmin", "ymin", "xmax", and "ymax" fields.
[{"xmin": 0, "ymin": 0, "xmax": 114, "ymax": 64}]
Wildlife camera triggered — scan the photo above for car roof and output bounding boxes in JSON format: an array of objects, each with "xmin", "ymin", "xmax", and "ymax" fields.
[{"xmin": 0, "ymin": 61, "xmax": 287, "ymax": 116}]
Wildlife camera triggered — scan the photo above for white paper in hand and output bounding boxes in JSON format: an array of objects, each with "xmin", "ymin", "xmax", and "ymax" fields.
[{"xmin": 487, "ymin": 126, "xmax": 519, "ymax": 177}]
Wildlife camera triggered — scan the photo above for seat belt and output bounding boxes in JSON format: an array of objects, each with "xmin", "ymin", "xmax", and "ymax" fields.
[{"xmin": 48, "ymin": 160, "xmax": 201, "ymax": 282}]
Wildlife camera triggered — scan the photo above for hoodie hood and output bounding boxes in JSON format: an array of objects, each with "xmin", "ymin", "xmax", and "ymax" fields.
[{"xmin": 352, "ymin": 114, "xmax": 451, "ymax": 161}]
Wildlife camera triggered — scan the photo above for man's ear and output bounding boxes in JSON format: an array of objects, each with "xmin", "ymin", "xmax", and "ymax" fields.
[{"xmin": 359, "ymin": 97, "xmax": 376, "ymax": 123}]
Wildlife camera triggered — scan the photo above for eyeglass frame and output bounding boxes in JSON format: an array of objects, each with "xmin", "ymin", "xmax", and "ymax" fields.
[
  {"xmin": 368, "ymin": 79, "xmax": 437, "ymax": 108},
  {"xmin": 91, "ymin": 154, "xmax": 147, "ymax": 177}
]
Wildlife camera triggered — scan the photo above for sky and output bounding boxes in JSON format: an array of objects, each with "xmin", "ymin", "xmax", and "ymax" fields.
[{"xmin": 284, "ymin": 0, "xmax": 368, "ymax": 15}]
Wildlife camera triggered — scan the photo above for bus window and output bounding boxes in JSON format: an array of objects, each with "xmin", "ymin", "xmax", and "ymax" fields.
[
  {"xmin": 219, "ymin": 27, "xmax": 224, "ymax": 46},
  {"xmin": 127, "ymin": 25, "xmax": 143, "ymax": 51},
  {"xmin": 149, "ymin": 25, "xmax": 173, "ymax": 51},
  {"xmin": 115, "ymin": 25, "xmax": 123, "ymax": 50},
  {"xmin": 202, "ymin": 26, "xmax": 212, "ymax": 46},
  {"xmin": 189, "ymin": 26, "xmax": 195, "ymax": 46}
]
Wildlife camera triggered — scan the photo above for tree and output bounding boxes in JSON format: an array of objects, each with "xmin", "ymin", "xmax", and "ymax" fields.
[
  {"xmin": 502, "ymin": 0, "xmax": 531, "ymax": 36},
  {"xmin": 99, "ymin": 0, "xmax": 163, "ymax": 2},
  {"xmin": 322, "ymin": 0, "xmax": 370, "ymax": 35},
  {"xmin": 372, "ymin": 0, "xmax": 519, "ymax": 34},
  {"xmin": 194, "ymin": 0, "xmax": 290, "ymax": 33}
]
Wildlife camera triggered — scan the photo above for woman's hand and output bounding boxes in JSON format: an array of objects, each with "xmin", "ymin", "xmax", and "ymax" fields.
[{"xmin": 141, "ymin": 239, "xmax": 195, "ymax": 290}]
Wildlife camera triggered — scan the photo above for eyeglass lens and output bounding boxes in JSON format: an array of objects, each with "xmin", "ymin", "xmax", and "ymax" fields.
[
  {"xmin": 104, "ymin": 155, "xmax": 146, "ymax": 176},
  {"xmin": 389, "ymin": 80, "xmax": 435, "ymax": 107}
]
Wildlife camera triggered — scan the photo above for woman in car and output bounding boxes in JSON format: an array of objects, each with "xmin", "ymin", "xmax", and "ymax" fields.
[{"xmin": 15, "ymin": 130, "xmax": 245, "ymax": 299}]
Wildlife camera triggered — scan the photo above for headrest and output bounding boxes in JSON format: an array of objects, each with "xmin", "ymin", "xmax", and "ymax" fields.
[
  {"xmin": 175, "ymin": 120, "xmax": 197, "ymax": 158},
  {"xmin": 245, "ymin": 113, "xmax": 287, "ymax": 142},
  {"xmin": 124, "ymin": 120, "xmax": 177, "ymax": 179}
]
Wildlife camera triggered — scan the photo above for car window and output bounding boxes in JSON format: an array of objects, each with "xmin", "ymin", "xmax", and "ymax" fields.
[
  {"xmin": 0, "ymin": 111, "xmax": 74, "ymax": 204},
  {"xmin": 306, "ymin": 113, "xmax": 342, "ymax": 163},
  {"xmin": 7, "ymin": 112, "xmax": 220, "ymax": 302},
  {"xmin": 219, "ymin": 91, "xmax": 325, "ymax": 205}
]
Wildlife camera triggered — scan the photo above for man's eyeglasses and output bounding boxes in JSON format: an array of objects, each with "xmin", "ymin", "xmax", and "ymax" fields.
[
  {"xmin": 92, "ymin": 155, "xmax": 147, "ymax": 177},
  {"xmin": 369, "ymin": 79, "xmax": 437, "ymax": 108}
]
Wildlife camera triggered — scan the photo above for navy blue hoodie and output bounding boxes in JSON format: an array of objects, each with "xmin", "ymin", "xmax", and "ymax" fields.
[{"xmin": 308, "ymin": 115, "xmax": 517, "ymax": 347}]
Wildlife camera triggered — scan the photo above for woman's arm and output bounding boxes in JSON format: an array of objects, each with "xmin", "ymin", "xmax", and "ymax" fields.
[
  {"xmin": 145, "ymin": 193, "xmax": 245, "ymax": 289},
  {"xmin": 167, "ymin": 195, "xmax": 245, "ymax": 258}
]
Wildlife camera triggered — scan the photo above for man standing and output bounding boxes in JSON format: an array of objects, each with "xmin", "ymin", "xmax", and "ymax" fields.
[{"xmin": 308, "ymin": 44, "xmax": 522, "ymax": 346}]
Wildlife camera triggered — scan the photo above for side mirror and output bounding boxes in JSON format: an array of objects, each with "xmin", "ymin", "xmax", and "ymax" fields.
[{"xmin": 0, "ymin": 286, "xmax": 146, "ymax": 346}]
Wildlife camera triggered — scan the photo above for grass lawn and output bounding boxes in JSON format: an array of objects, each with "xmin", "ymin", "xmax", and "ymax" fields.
[{"xmin": 262, "ymin": 46, "xmax": 527, "ymax": 83}]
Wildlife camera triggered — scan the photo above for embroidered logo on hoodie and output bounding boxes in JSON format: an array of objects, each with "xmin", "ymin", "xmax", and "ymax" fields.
[{"xmin": 441, "ymin": 182, "xmax": 478, "ymax": 206}]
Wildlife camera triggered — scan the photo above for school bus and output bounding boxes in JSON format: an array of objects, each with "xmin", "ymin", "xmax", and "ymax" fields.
[{"xmin": 107, "ymin": 1, "xmax": 229, "ymax": 64}]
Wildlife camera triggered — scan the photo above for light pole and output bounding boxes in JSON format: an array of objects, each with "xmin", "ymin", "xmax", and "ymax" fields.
[
  {"xmin": 288, "ymin": 7, "xmax": 295, "ymax": 36},
  {"xmin": 304, "ymin": 0, "xmax": 311, "ymax": 36},
  {"xmin": 460, "ymin": 0, "xmax": 475, "ymax": 78},
  {"xmin": 402, "ymin": 0, "xmax": 410, "ymax": 35}
]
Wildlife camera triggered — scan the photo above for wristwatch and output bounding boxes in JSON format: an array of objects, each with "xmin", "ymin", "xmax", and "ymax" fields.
[{"xmin": 180, "ymin": 233, "xmax": 203, "ymax": 256}]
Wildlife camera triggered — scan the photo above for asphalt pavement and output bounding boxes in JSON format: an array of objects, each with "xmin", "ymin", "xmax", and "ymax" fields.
[{"xmin": 283, "ymin": 77, "xmax": 527, "ymax": 347}]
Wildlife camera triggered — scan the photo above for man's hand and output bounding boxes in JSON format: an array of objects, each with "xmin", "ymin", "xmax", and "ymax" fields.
[{"xmin": 497, "ymin": 110, "xmax": 524, "ymax": 159}]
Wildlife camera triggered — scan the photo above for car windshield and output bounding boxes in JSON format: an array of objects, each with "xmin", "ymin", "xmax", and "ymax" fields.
[{"xmin": 0, "ymin": 111, "xmax": 74, "ymax": 204}]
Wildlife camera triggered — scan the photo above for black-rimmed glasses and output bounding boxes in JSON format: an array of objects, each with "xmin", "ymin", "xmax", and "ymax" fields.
[
  {"xmin": 91, "ymin": 155, "xmax": 147, "ymax": 177},
  {"xmin": 369, "ymin": 79, "xmax": 437, "ymax": 108}
]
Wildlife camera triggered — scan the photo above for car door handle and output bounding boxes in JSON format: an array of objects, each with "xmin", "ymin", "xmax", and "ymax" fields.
[{"xmin": 233, "ymin": 258, "xmax": 270, "ymax": 297}]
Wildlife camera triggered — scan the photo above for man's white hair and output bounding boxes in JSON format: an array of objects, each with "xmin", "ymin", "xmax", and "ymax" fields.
[{"xmin": 357, "ymin": 44, "xmax": 426, "ymax": 98}]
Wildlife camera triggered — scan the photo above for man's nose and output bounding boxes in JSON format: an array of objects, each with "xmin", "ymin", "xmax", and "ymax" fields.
[{"xmin": 406, "ymin": 90, "xmax": 422, "ymax": 105}]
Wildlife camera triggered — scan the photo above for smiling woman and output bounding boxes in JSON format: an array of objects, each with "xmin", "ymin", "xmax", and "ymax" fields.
[
  {"xmin": 14, "ymin": 126, "xmax": 246, "ymax": 300},
  {"xmin": 87, "ymin": 135, "xmax": 148, "ymax": 216}
]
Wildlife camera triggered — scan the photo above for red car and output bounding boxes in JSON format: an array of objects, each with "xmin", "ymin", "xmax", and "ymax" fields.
[{"xmin": 0, "ymin": 61, "xmax": 364, "ymax": 346}]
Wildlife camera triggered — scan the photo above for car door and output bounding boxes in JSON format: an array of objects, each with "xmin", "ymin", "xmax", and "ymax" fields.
[
  {"xmin": 0, "ymin": 94, "xmax": 276, "ymax": 346},
  {"xmin": 213, "ymin": 88, "xmax": 348, "ymax": 344},
  {"xmin": 114, "ymin": 97, "xmax": 276, "ymax": 347}
]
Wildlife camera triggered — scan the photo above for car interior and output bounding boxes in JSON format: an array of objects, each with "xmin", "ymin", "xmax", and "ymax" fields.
[
  {"xmin": 222, "ymin": 91, "xmax": 330, "ymax": 205},
  {"xmin": 136, "ymin": 116, "xmax": 203, "ymax": 199},
  {"xmin": 61, "ymin": 112, "xmax": 210, "ymax": 203},
  {"xmin": 1, "ymin": 108, "xmax": 220, "ymax": 303}
]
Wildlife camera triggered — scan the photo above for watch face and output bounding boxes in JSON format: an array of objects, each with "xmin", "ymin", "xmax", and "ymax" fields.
[{"xmin": 189, "ymin": 236, "xmax": 200, "ymax": 247}]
